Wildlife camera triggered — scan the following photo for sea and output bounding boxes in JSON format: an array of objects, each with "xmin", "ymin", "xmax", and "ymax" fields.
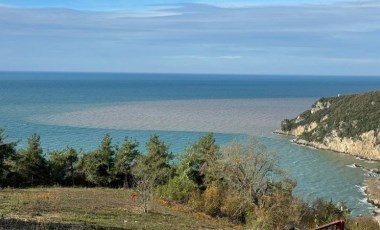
[{"xmin": 1, "ymin": 71, "xmax": 380, "ymax": 216}]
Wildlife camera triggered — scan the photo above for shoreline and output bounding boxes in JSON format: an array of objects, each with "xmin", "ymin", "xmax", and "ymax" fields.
[
  {"xmin": 273, "ymin": 130, "xmax": 380, "ymax": 162},
  {"xmin": 274, "ymin": 130, "xmax": 380, "ymax": 222},
  {"xmin": 364, "ymin": 179, "xmax": 380, "ymax": 224},
  {"xmin": 273, "ymin": 129, "xmax": 294, "ymax": 136}
]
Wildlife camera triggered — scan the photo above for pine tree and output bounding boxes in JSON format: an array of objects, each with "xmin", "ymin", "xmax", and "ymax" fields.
[
  {"xmin": 48, "ymin": 146, "xmax": 78, "ymax": 186},
  {"xmin": 181, "ymin": 133, "xmax": 220, "ymax": 190},
  {"xmin": 17, "ymin": 133, "xmax": 48, "ymax": 186},
  {"xmin": 80, "ymin": 134, "xmax": 115, "ymax": 186},
  {"xmin": 114, "ymin": 136, "xmax": 140, "ymax": 188},
  {"xmin": 133, "ymin": 134, "xmax": 173, "ymax": 187},
  {"xmin": 0, "ymin": 128, "xmax": 17, "ymax": 187},
  {"xmin": 132, "ymin": 134, "xmax": 173, "ymax": 213},
  {"xmin": 66, "ymin": 147, "xmax": 78, "ymax": 186}
]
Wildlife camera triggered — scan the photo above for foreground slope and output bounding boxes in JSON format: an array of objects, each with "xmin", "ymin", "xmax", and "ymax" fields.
[
  {"xmin": 0, "ymin": 188, "xmax": 233, "ymax": 229},
  {"xmin": 278, "ymin": 90, "xmax": 380, "ymax": 160}
]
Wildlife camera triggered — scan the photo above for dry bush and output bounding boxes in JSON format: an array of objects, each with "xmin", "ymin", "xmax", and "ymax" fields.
[
  {"xmin": 252, "ymin": 188, "xmax": 304, "ymax": 230},
  {"xmin": 366, "ymin": 179, "xmax": 380, "ymax": 204},
  {"xmin": 188, "ymin": 190, "xmax": 204, "ymax": 211},
  {"xmin": 135, "ymin": 175, "xmax": 153, "ymax": 213},
  {"xmin": 203, "ymin": 182, "xmax": 224, "ymax": 216},
  {"xmin": 220, "ymin": 139, "xmax": 279, "ymax": 207},
  {"xmin": 220, "ymin": 189, "xmax": 247, "ymax": 223},
  {"xmin": 347, "ymin": 216, "xmax": 380, "ymax": 230}
]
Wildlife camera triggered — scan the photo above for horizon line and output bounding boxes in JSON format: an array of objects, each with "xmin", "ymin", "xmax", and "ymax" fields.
[{"xmin": 1, "ymin": 70, "xmax": 380, "ymax": 78}]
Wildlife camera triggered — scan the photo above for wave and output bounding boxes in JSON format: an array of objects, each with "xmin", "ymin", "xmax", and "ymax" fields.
[
  {"xmin": 365, "ymin": 160, "xmax": 377, "ymax": 164},
  {"xmin": 356, "ymin": 185, "xmax": 377, "ymax": 213},
  {"xmin": 355, "ymin": 185, "xmax": 367, "ymax": 196},
  {"xmin": 347, "ymin": 163, "xmax": 360, "ymax": 168}
]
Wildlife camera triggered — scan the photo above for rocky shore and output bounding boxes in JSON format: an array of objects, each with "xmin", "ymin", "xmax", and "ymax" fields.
[
  {"xmin": 294, "ymin": 132, "xmax": 380, "ymax": 160},
  {"xmin": 274, "ymin": 129, "xmax": 380, "ymax": 160},
  {"xmin": 365, "ymin": 179, "xmax": 380, "ymax": 223}
]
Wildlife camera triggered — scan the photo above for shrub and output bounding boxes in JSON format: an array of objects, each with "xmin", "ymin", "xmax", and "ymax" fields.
[
  {"xmin": 203, "ymin": 182, "xmax": 224, "ymax": 216},
  {"xmin": 158, "ymin": 174, "xmax": 197, "ymax": 203},
  {"xmin": 299, "ymin": 198, "xmax": 348, "ymax": 228},
  {"xmin": 188, "ymin": 190, "xmax": 204, "ymax": 211},
  {"xmin": 281, "ymin": 119, "xmax": 293, "ymax": 132},
  {"xmin": 347, "ymin": 216, "xmax": 380, "ymax": 230},
  {"xmin": 220, "ymin": 189, "xmax": 247, "ymax": 223},
  {"xmin": 252, "ymin": 188, "xmax": 304, "ymax": 230}
]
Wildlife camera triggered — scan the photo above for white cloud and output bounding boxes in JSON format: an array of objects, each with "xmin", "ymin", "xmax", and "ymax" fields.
[
  {"xmin": 220, "ymin": 56, "xmax": 242, "ymax": 59},
  {"xmin": 0, "ymin": 4, "xmax": 12, "ymax": 7},
  {"xmin": 0, "ymin": 1, "xmax": 379, "ymax": 75},
  {"xmin": 164, "ymin": 55, "xmax": 242, "ymax": 59},
  {"xmin": 324, "ymin": 57, "xmax": 380, "ymax": 64}
]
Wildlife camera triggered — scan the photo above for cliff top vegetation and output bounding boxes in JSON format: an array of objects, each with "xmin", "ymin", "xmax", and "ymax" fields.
[{"xmin": 281, "ymin": 90, "xmax": 380, "ymax": 142}]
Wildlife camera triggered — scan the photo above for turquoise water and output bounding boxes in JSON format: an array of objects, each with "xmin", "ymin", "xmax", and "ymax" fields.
[{"xmin": 1, "ymin": 72, "xmax": 380, "ymax": 216}]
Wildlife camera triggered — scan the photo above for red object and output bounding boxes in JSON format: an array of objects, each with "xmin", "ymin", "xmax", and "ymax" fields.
[
  {"xmin": 311, "ymin": 219, "xmax": 345, "ymax": 230},
  {"xmin": 130, "ymin": 192, "xmax": 138, "ymax": 200}
]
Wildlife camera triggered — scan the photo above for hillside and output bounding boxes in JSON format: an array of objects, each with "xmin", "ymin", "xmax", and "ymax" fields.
[
  {"xmin": 0, "ymin": 187, "xmax": 233, "ymax": 230},
  {"xmin": 278, "ymin": 90, "xmax": 380, "ymax": 160}
]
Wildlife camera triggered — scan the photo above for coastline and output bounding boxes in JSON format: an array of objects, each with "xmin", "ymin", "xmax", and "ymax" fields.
[
  {"xmin": 275, "ymin": 130, "xmax": 380, "ymax": 222},
  {"xmin": 273, "ymin": 130, "xmax": 380, "ymax": 162},
  {"xmin": 365, "ymin": 179, "xmax": 380, "ymax": 224},
  {"xmin": 273, "ymin": 129, "xmax": 293, "ymax": 136}
]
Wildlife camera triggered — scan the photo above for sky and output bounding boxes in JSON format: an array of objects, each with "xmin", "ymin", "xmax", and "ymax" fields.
[{"xmin": 0, "ymin": 0, "xmax": 379, "ymax": 75}]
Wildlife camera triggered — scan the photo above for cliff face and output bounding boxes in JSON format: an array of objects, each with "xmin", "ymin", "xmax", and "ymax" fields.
[
  {"xmin": 279, "ymin": 91, "xmax": 380, "ymax": 160},
  {"xmin": 295, "ymin": 130, "xmax": 380, "ymax": 160}
]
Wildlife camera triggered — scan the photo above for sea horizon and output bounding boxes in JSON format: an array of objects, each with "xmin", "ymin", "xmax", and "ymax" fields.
[{"xmin": 1, "ymin": 70, "xmax": 380, "ymax": 78}]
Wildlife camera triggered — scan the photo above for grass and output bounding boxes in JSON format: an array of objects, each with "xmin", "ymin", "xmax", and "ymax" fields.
[{"xmin": 0, "ymin": 187, "xmax": 236, "ymax": 229}]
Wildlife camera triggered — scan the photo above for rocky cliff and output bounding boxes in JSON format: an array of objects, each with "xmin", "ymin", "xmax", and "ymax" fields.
[{"xmin": 277, "ymin": 90, "xmax": 380, "ymax": 160}]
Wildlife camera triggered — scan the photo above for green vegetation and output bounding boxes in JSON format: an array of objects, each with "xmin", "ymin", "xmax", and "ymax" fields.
[
  {"xmin": 0, "ymin": 129, "xmax": 379, "ymax": 229},
  {"xmin": 78, "ymin": 134, "xmax": 115, "ymax": 186},
  {"xmin": 48, "ymin": 147, "xmax": 78, "ymax": 186},
  {"xmin": 16, "ymin": 134, "xmax": 49, "ymax": 186},
  {"xmin": 133, "ymin": 134, "xmax": 174, "ymax": 188},
  {"xmin": 281, "ymin": 90, "xmax": 380, "ymax": 142},
  {"xmin": 0, "ymin": 128, "xmax": 17, "ymax": 186},
  {"xmin": 114, "ymin": 137, "xmax": 140, "ymax": 188}
]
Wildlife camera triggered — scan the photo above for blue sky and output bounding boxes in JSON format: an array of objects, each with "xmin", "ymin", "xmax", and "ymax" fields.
[
  {"xmin": 0, "ymin": 0, "xmax": 354, "ymax": 10},
  {"xmin": 0, "ymin": 0, "xmax": 379, "ymax": 75}
]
